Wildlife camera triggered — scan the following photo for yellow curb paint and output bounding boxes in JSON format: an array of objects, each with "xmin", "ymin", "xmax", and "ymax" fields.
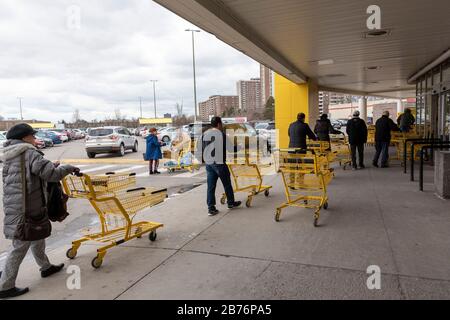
[{"xmin": 60, "ymin": 159, "xmax": 170, "ymax": 165}]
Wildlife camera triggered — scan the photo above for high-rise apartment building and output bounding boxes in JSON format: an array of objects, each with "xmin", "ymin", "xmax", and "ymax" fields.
[
  {"xmin": 260, "ymin": 64, "xmax": 273, "ymax": 108},
  {"xmin": 199, "ymin": 95, "xmax": 239, "ymax": 121},
  {"xmin": 236, "ymin": 78, "xmax": 261, "ymax": 113}
]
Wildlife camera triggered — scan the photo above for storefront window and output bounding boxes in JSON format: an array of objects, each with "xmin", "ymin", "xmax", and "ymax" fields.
[{"xmin": 444, "ymin": 92, "xmax": 450, "ymax": 140}]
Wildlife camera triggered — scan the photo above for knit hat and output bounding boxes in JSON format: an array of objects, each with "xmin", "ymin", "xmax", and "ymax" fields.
[{"xmin": 6, "ymin": 123, "xmax": 38, "ymax": 140}]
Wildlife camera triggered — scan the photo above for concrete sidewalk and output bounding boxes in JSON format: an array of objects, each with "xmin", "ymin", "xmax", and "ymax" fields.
[{"xmin": 4, "ymin": 160, "xmax": 450, "ymax": 300}]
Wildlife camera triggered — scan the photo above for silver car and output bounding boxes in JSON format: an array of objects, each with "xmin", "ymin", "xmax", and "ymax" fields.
[{"xmin": 85, "ymin": 126, "xmax": 138, "ymax": 158}]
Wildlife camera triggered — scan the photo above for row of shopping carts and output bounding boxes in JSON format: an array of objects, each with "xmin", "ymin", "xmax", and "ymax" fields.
[{"xmin": 61, "ymin": 135, "xmax": 351, "ymax": 268}]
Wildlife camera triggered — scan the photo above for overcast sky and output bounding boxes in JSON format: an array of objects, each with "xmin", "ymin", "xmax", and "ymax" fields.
[{"xmin": 0, "ymin": 0, "xmax": 259, "ymax": 122}]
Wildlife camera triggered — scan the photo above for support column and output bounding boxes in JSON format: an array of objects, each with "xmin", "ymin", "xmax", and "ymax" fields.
[
  {"xmin": 435, "ymin": 151, "xmax": 450, "ymax": 199},
  {"xmin": 274, "ymin": 74, "xmax": 319, "ymax": 148},
  {"xmin": 397, "ymin": 99, "xmax": 404, "ymax": 116},
  {"xmin": 358, "ymin": 96, "xmax": 368, "ymax": 122}
]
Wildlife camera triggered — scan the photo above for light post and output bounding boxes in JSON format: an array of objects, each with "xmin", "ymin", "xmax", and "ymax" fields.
[
  {"xmin": 185, "ymin": 29, "xmax": 200, "ymax": 122},
  {"xmin": 17, "ymin": 97, "xmax": 23, "ymax": 120},
  {"xmin": 138, "ymin": 96, "xmax": 143, "ymax": 118},
  {"xmin": 150, "ymin": 80, "xmax": 158, "ymax": 118}
]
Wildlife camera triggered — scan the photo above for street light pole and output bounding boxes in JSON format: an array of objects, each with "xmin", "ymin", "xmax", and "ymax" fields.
[
  {"xmin": 185, "ymin": 29, "xmax": 200, "ymax": 122},
  {"xmin": 150, "ymin": 80, "xmax": 158, "ymax": 118},
  {"xmin": 17, "ymin": 97, "xmax": 23, "ymax": 120},
  {"xmin": 138, "ymin": 96, "xmax": 143, "ymax": 118}
]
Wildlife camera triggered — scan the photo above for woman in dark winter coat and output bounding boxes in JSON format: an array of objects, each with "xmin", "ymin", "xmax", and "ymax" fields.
[
  {"xmin": 314, "ymin": 114, "xmax": 342, "ymax": 143},
  {"xmin": 0, "ymin": 123, "xmax": 79, "ymax": 299},
  {"xmin": 145, "ymin": 127, "xmax": 164, "ymax": 174}
]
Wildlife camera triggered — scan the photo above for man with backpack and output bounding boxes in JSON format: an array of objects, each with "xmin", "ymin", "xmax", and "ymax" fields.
[{"xmin": 0, "ymin": 123, "xmax": 80, "ymax": 299}]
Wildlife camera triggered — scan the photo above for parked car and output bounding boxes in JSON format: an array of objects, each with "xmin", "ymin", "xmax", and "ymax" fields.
[
  {"xmin": 40, "ymin": 131, "xmax": 62, "ymax": 145},
  {"xmin": 35, "ymin": 131, "xmax": 55, "ymax": 147},
  {"xmin": 158, "ymin": 127, "xmax": 181, "ymax": 143},
  {"xmin": 0, "ymin": 133, "xmax": 6, "ymax": 147},
  {"xmin": 34, "ymin": 137, "xmax": 46, "ymax": 149},
  {"xmin": 85, "ymin": 126, "xmax": 138, "ymax": 158},
  {"xmin": 187, "ymin": 122, "xmax": 272, "ymax": 154},
  {"xmin": 50, "ymin": 129, "xmax": 69, "ymax": 142},
  {"xmin": 330, "ymin": 120, "xmax": 342, "ymax": 130}
]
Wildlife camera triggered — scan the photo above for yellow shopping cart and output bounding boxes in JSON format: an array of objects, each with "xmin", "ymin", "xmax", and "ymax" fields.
[
  {"xmin": 164, "ymin": 139, "xmax": 200, "ymax": 173},
  {"xmin": 62, "ymin": 172, "xmax": 167, "ymax": 269},
  {"xmin": 330, "ymin": 133, "xmax": 352, "ymax": 170},
  {"xmin": 220, "ymin": 149, "xmax": 273, "ymax": 208},
  {"xmin": 275, "ymin": 149, "xmax": 333, "ymax": 227}
]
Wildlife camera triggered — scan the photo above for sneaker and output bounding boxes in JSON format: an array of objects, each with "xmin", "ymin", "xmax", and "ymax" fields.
[
  {"xmin": 372, "ymin": 162, "xmax": 379, "ymax": 168},
  {"xmin": 154, "ymin": 170, "xmax": 161, "ymax": 174},
  {"xmin": 208, "ymin": 207, "xmax": 219, "ymax": 216},
  {"xmin": 228, "ymin": 201, "xmax": 242, "ymax": 209},
  {"xmin": 359, "ymin": 164, "xmax": 366, "ymax": 169},
  {"xmin": 0, "ymin": 287, "xmax": 29, "ymax": 299},
  {"xmin": 149, "ymin": 171, "xmax": 154, "ymax": 175},
  {"xmin": 41, "ymin": 264, "xmax": 64, "ymax": 278}
]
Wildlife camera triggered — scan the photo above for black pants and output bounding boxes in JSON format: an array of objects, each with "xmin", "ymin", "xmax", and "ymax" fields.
[
  {"xmin": 373, "ymin": 141, "xmax": 390, "ymax": 167},
  {"xmin": 350, "ymin": 144, "xmax": 365, "ymax": 168},
  {"xmin": 206, "ymin": 164, "xmax": 235, "ymax": 209}
]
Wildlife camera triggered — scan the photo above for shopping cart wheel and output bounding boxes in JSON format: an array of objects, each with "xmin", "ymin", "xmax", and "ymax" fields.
[
  {"xmin": 264, "ymin": 189, "xmax": 270, "ymax": 197},
  {"xmin": 91, "ymin": 256, "xmax": 103, "ymax": 269},
  {"xmin": 149, "ymin": 230, "xmax": 157, "ymax": 242},
  {"xmin": 275, "ymin": 209, "xmax": 281, "ymax": 222},
  {"xmin": 323, "ymin": 202, "xmax": 329, "ymax": 210},
  {"xmin": 313, "ymin": 218, "xmax": 319, "ymax": 227},
  {"xmin": 220, "ymin": 195, "xmax": 226, "ymax": 205},
  {"xmin": 66, "ymin": 248, "xmax": 77, "ymax": 259}
]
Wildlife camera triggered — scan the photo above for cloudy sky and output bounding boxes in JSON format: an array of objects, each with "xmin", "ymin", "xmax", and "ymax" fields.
[{"xmin": 0, "ymin": 0, "xmax": 259, "ymax": 122}]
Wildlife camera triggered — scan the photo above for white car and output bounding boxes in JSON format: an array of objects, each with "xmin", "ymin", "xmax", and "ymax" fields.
[
  {"xmin": 158, "ymin": 127, "xmax": 181, "ymax": 143},
  {"xmin": 85, "ymin": 126, "xmax": 138, "ymax": 158}
]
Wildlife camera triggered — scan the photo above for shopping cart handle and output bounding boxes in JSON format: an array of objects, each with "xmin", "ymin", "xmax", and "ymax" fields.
[{"xmin": 126, "ymin": 187, "xmax": 146, "ymax": 192}]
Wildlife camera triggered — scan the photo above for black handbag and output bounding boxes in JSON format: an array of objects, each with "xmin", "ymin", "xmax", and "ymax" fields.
[
  {"xmin": 14, "ymin": 153, "xmax": 52, "ymax": 241},
  {"xmin": 47, "ymin": 182, "xmax": 70, "ymax": 222}
]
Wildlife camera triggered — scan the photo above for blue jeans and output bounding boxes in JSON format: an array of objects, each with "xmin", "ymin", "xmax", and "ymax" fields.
[
  {"xmin": 373, "ymin": 141, "xmax": 390, "ymax": 166},
  {"xmin": 206, "ymin": 164, "xmax": 235, "ymax": 209}
]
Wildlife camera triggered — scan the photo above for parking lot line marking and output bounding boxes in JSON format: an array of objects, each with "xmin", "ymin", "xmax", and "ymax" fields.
[
  {"xmin": 81, "ymin": 165, "xmax": 116, "ymax": 173},
  {"xmin": 112, "ymin": 165, "xmax": 146, "ymax": 173},
  {"xmin": 176, "ymin": 169, "xmax": 204, "ymax": 178}
]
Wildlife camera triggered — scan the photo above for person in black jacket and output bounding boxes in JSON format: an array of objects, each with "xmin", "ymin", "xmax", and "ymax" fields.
[
  {"xmin": 373, "ymin": 111, "xmax": 399, "ymax": 168},
  {"xmin": 346, "ymin": 110, "xmax": 368, "ymax": 170},
  {"xmin": 314, "ymin": 114, "xmax": 342, "ymax": 146},
  {"xmin": 288, "ymin": 113, "xmax": 317, "ymax": 149},
  {"xmin": 197, "ymin": 117, "xmax": 242, "ymax": 216}
]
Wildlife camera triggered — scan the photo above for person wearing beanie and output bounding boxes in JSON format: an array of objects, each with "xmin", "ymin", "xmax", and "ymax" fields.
[
  {"xmin": 0, "ymin": 123, "xmax": 80, "ymax": 299},
  {"xmin": 346, "ymin": 110, "xmax": 368, "ymax": 170},
  {"xmin": 314, "ymin": 113, "xmax": 342, "ymax": 147},
  {"xmin": 373, "ymin": 111, "xmax": 400, "ymax": 168}
]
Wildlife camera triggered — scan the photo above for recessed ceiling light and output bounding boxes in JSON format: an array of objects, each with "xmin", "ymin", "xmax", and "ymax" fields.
[
  {"xmin": 363, "ymin": 29, "xmax": 391, "ymax": 38},
  {"xmin": 366, "ymin": 66, "xmax": 382, "ymax": 70},
  {"xmin": 309, "ymin": 59, "xmax": 334, "ymax": 66},
  {"xmin": 322, "ymin": 74, "xmax": 346, "ymax": 78}
]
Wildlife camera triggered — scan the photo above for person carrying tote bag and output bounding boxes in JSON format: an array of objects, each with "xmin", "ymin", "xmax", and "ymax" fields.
[{"xmin": 0, "ymin": 123, "xmax": 80, "ymax": 299}]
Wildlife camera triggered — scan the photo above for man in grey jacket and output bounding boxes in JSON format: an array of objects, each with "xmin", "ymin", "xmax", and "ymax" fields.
[{"xmin": 0, "ymin": 123, "xmax": 79, "ymax": 299}]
